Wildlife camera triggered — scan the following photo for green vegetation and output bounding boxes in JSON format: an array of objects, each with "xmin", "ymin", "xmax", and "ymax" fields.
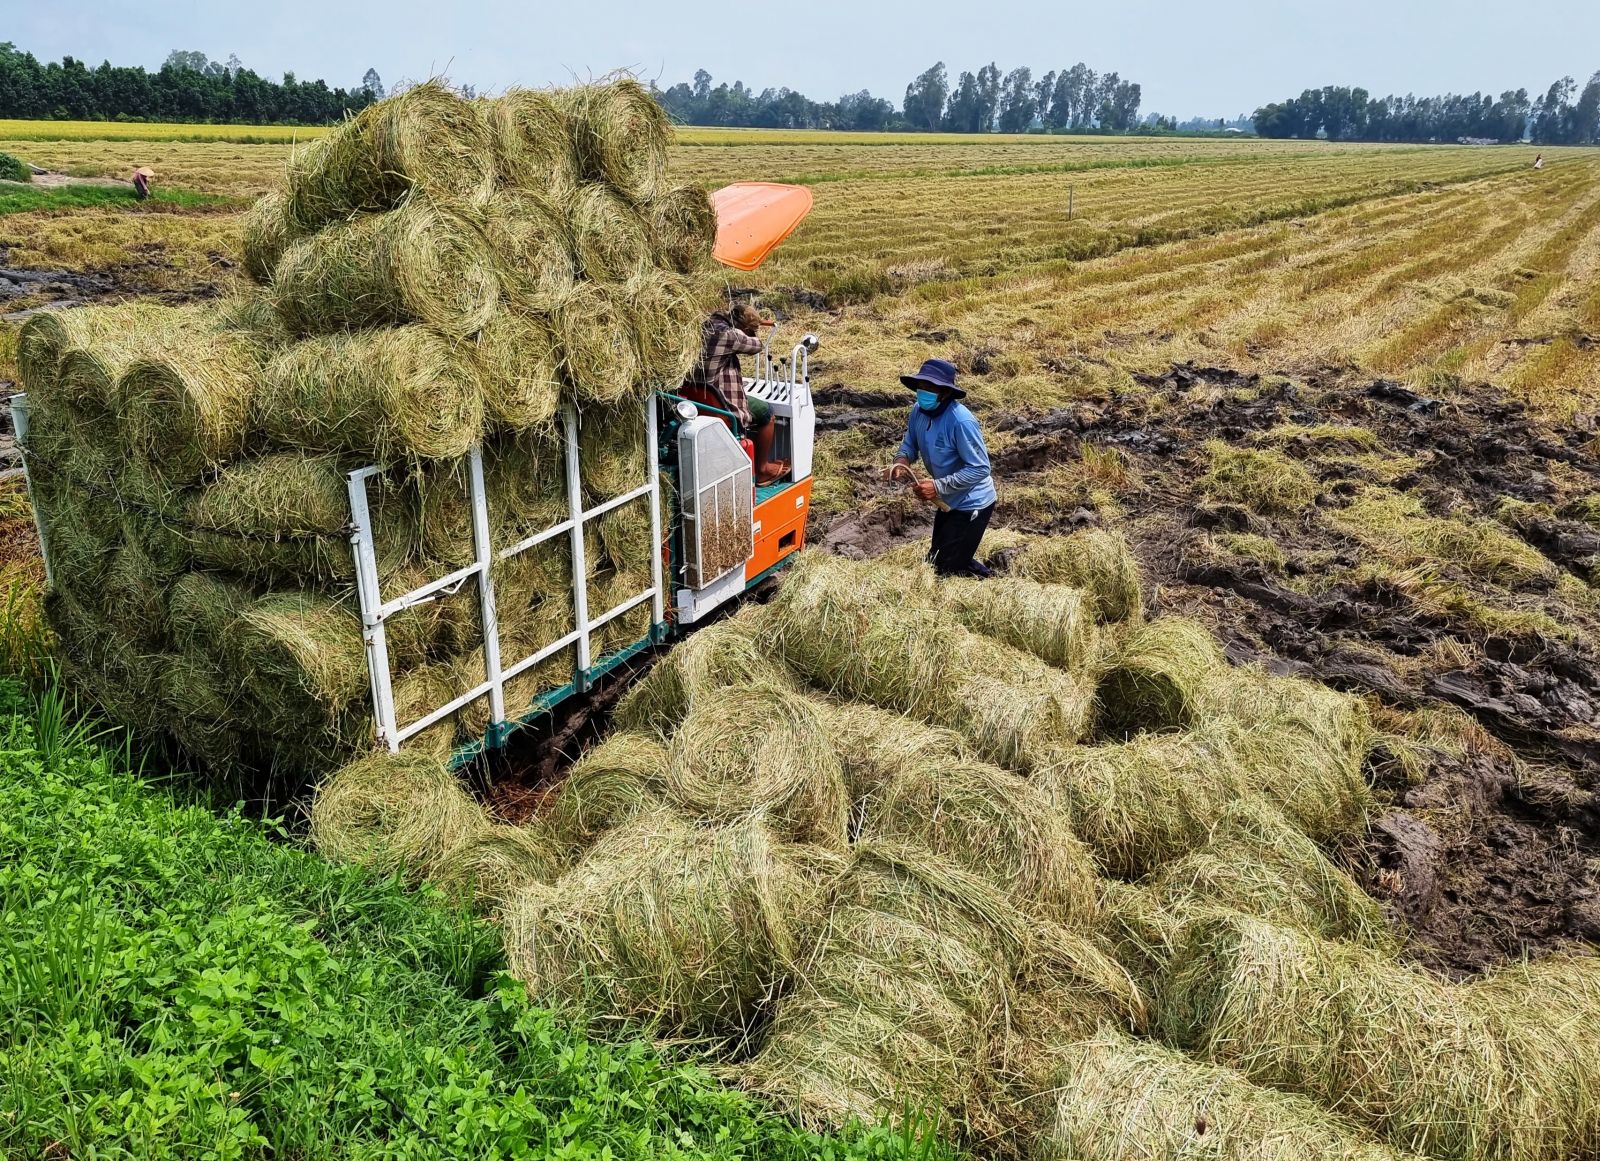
[
  {"xmin": 0, "ymin": 677, "xmax": 951, "ymax": 1161},
  {"xmin": 0, "ymin": 184, "xmax": 227, "ymax": 215},
  {"xmin": 1331, "ymin": 490, "xmax": 1557, "ymax": 587},
  {"xmin": 1200, "ymin": 443, "xmax": 1320, "ymax": 516},
  {"xmin": 0, "ymin": 150, "xmax": 27, "ymax": 181}
]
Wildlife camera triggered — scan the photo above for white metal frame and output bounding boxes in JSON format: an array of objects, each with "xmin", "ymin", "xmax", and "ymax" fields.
[
  {"xmin": 6, "ymin": 393, "xmax": 53, "ymax": 587},
  {"xmin": 348, "ymin": 394, "xmax": 664, "ymax": 752}
]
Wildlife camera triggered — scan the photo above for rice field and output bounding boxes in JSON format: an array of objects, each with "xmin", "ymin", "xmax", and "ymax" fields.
[{"xmin": 3, "ymin": 129, "xmax": 1593, "ymax": 416}]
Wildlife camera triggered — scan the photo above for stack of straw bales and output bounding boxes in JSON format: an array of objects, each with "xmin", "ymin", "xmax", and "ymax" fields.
[
  {"xmin": 18, "ymin": 77, "xmax": 716, "ymax": 776},
  {"xmin": 309, "ymin": 540, "xmax": 1600, "ymax": 1159}
]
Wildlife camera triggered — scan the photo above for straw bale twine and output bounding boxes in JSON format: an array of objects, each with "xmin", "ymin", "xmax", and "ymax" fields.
[
  {"xmin": 503, "ymin": 810, "xmax": 826, "ymax": 1038},
  {"xmin": 256, "ymin": 325, "xmax": 486, "ymax": 462},
  {"xmin": 1009, "ymin": 528, "xmax": 1143, "ymax": 623},
  {"xmin": 555, "ymin": 282, "xmax": 641, "ymax": 405},
  {"xmin": 665, "ymin": 681, "xmax": 849, "ymax": 849},
  {"xmin": 1033, "ymin": 1031, "xmax": 1415, "ymax": 1161},
  {"xmin": 285, "ymin": 80, "xmax": 495, "ymax": 230},
  {"xmin": 483, "ymin": 88, "xmax": 576, "ymax": 192},
  {"xmin": 271, "ymin": 197, "xmax": 500, "ymax": 339},
  {"xmin": 240, "ymin": 188, "xmax": 304, "ymax": 284},
  {"xmin": 1156, "ymin": 912, "xmax": 1552, "ymax": 1161},
  {"xmin": 475, "ymin": 309, "xmax": 565, "ymax": 430},
  {"xmin": 311, "ymin": 750, "xmax": 489, "ymax": 879},
  {"xmin": 558, "ymin": 78, "xmax": 669, "ymax": 201},
  {"xmin": 483, "ymin": 190, "xmax": 577, "ymax": 311},
  {"xmin": 189, "ymin": 453, "xmax": 416, "ymax": 583},
  {"xmin": 613, "ymin": 605, "xmax": 787, "ymax": 739},
  {"xmin": 549, "ymin": 731, "xmax": 669, "ymax": 848},
  {"xmin": 648, "ymin": 184, "xmax": 717, "ymax": 274}
]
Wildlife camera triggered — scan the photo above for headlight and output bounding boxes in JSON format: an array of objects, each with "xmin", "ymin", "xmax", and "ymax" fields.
[{"xmin": 675, "ymin": 400, "xmax": 699, "ymax": 421}]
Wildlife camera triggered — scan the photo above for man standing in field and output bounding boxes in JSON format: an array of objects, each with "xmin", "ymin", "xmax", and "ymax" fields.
[{"xmin": 887, "ymin": 358, "xmax": 997, "ymax": 577}]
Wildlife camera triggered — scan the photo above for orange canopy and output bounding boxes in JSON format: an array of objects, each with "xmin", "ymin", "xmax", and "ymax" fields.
[{"xmin": 711, "ymin": 182, "xmax": 814, "ymax": 272}]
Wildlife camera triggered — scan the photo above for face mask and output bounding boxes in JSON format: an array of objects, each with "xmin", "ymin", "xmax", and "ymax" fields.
[{"xmin": 916, "ymin": 389, "xmax": 942, "ymax": 412}]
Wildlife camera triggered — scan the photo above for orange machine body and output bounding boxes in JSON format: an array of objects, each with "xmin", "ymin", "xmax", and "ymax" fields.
[{"xmin": 748, "ymin": 478, "xmax": 813, "ymax": 581}]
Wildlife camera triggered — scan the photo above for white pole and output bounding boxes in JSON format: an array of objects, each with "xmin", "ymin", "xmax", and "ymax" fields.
[
  {"xmin": 466, "ymin": 445, "xmax": 506, "ymax": 731},
  {"xmin": 564, "ymin": 406, "xmax": 591, "ymax": 678},
  {"xmin": 346, "ymin": 467, "xmax": 399, "ymax": 751},
  {"xmin": 7, "ymin": 394, "xmax": 53, "ymax": 588},
  {"xmin": 646, "ymin": 393, "xmax": 663, "ymax": 629}
]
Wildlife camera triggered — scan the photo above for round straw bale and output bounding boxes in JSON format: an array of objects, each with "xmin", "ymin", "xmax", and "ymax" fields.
[
  {"xmin": 1217, "ymin": 671, "xmax": 1374, "ymax": 843},
  {"xmin": 665, "ymin": 681, "xmax": 849, "ymax": 849},
  {"xmin": 120, "ymin": 328, "xmax": 264, "ymax": 482},
  {"xmin": 840, "ymin": 843, "xmax": 1032, "ymax": 965},
  {"xmin": 613, "ymin": 605, "xmax": 786, "ymax": 739},
  {"xmin": 285, "ymin": 80, "xmax": 496, "ymax": 230},
  {"xmin": 1095, "ymin": 616, "xmax": 1230, "ymax": 737},
  {"xmin": 159, "ymin": 648, "xmax": 246, "ymax": 768},
  {"xmin": 120, "ymin": 508, "xmax": 191, "ymax": 575},
  {"xmin": 433, "ymin": 820, "xmax": 564, "ymax": 908},
  {"xmin": 1035, "ymin": 1031, "xmax": 1415, "ymax": 1161},
  {"xmin": 555, "ymin": 282, "xmax": 641, "ymax": 406},
  {"xmin": 415, "ymin": 432, "xmax": 566, "ymax": 565},
  {"xmin": 167, "ymin": 570, "xmax": 255, "ymax": 662},
  {"xmin": 18, "ymin": 300, "xmax": 176, "ymax": 404},
  {"xmin": 549, "ymin": 731, "xmax": 669, "ymax": 848},
  {"xmin": 502, "ymin": 810, "xmax": 823, "ymax": 1037},
  {"xmin": 558, "ymin": 78, "xmax": 669, "ymax": 201},
  {"xmin": 1157, "ymin": 912, "xmax": 1517, "ymax": 1161},
  {"xmin": 54, "ymin": 616, "xmax": 166, "ymax": 736},
  {"xmin": 41, "ymin": 494, "xmax": 122, "ymax": 599},
  {"xmin": 623, "ymin": 267, "xmax": 703, "ymax": 388},
  {"xmin": 1033, "ymin": 725, "xmax": 1254, "ymax": 878},
  {"xmin": 568, "ymin": 182, "xmax": 651, "ymax": 282},
  {"xmin": 385, "ymin": 660, "xmax": 464, "ymax": 762},
  {"xmin": 857, "ymin": 758, "xmax": 1100, "ymax": 923},
  {"xmin": 935, "ymin": 572, "xmax": 1101, "ymax": 674},
  {"xmin": 1146, "ymin": 798, "xmax": 1395, "ymax": 951},
  {"xmin": 812, "ymin": 699, "xmax": 968, "ymax": 801},
  {"xmin": 648, "ymin": 184, "xmax": 717, "ymax": 274},
  {"xmin": 740, "ymin": 996, "xmax": 979, "ymax": 1133},
  {"xmin": 482, "ymin": 190, "xmax": 577, "ymax": 311},
  {"xmin": 483, "ymin": 88, "xmax": 576, "ymax": 192},
  {"xmin": 771, "ymin": 553, "xmax": 1093, "ymax": 772},
  {"xmin": 229, "ymin": 591, "xmax": 372, "ymax": 722},
  {"xmin": 576, "ymin": 398, "xmax": 650, "ymax": 500},
  {"xmin": 255, "ymin": 326, "xmax": 486, "ymax": 462},
  {"xmin": 188, "ymin": 452, "xmax": 417, "ymax": 583},
  {"xmin": 101, "ymin": 537, "xmax": 180, "ymax": 646},
  {"xmin": 475, "ymin": 309, "xmax": 565, "ymax": 431},
  {"xmin": 240, "ymin": 188, "xmax": 304, "ymax": 284},
  {"xmin": 1468, "ymin": 957, "xmax": 1600, "ymax": 1156},
  {"xmin": 310, "ymin": 749, "xmax": 489, "ymax": 879},
  {"xmin": 210, "ymin": 290, "xmax": 289, "ymax": 346},
  {"xmin": 270, "ymin": 198, "xmax": 500, "ymax": 339},
  {"xmin": 1009, "ymin": 528, "xmax": 1143, "ymax": 623}
]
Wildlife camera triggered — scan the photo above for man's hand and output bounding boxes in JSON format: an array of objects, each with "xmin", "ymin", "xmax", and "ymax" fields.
[{"xmin": 913, "ymin": 479, "xmax": 939, "ymax": 502}]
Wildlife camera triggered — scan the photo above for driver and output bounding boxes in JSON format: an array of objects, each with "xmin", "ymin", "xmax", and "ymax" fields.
[{"xmin": 685, "ymin": 303, "xmax": 788, "ymax": 485}]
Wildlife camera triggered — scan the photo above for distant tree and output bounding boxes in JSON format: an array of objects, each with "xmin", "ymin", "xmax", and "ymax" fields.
[
  {"xmin": 975, "ymin": 62, "xmax": 1001, "ymax": 131},
  {"xmin": 903, "ymin": 61, "xmax": 948, "ymax": 131},
  {"xmin": 1533, "ymin": 76, "xmax": 1576, "ymax": 143},
  {"xmin": 997, "ymin": 66, "xmax": 1035, "ymax": 132},
  {"xmin": 1033, "ymin": 70, "xmax": 1056, "ymax": 127},
  {"xmin": 361, "ymin": 68, "xmax": 384, "ymax": 100},
  {"xmin": 164, "ymin": 49, "xmax": 210, "ymax": 73},
  {"xmin": 693, "ymin": 69, "xmax": 712, "ymax": 103},
  {"xmin": 1572, "ymin": 71, "xmax": 1600, "ymax": 145},
  {"xmin": 943, "ymin": 70, "xmax": 981, "ymax": 132}
]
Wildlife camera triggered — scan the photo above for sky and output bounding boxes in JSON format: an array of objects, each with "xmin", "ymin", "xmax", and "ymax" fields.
[{"xmin": 9, "ymin": 0, "xmax": 1600, "ymax": 118}]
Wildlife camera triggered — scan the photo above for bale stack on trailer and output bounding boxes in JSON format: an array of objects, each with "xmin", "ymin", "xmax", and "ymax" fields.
[{"xmin": 14, "ymin": 78, "xmax": 717, "ymax": 776}]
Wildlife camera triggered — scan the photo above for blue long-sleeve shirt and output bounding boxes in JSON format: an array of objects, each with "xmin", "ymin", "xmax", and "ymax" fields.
[{"xmin": 896, "ymin": 400, "xmax": 997, "ymax": 512}]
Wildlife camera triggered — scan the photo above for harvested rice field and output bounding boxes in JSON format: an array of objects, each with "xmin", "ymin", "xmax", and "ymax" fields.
[{"xmin": 3, "ymin": 107, "xmax": 1600, "ymax": 1160}]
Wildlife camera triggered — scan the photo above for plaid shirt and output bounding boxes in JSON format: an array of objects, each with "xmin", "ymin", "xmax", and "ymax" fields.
[{"xmin": 685, "ymin": 311, "xmax": 762, "ymax": 426}]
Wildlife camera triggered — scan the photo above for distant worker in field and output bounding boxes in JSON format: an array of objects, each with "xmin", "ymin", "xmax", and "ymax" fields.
[
  {"xmin": 685, "ymin": 302, "xmax": 789, "ymax": 484},
  {"xmin": 887, "ymin": 358, "xmax": 996, "ymax": 578},
  {"xmin": 132, "ymin": 166, "xmax": 155, "ymax": 200},
  {"xmin": 1534, "ymin": 154, "xmax": 1545, "ymax": 170}
]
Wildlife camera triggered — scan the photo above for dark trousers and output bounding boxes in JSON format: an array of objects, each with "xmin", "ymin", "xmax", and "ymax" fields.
[{"xmin": 927, "ymin": 503, "xmax": 995, "ymax": 576}]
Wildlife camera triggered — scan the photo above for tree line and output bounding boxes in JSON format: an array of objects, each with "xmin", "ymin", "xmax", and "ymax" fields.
[
  {"xmin": 653, "ymin": 60, "xmax": 1149, "ymax": 133},
  {"xmin": 0, "ymin": 43, "xmax": 380, "ymax": 124},
  {"xmin": 1253, "ymin": 74, "xmax": 1600, "ymax": 144}
]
